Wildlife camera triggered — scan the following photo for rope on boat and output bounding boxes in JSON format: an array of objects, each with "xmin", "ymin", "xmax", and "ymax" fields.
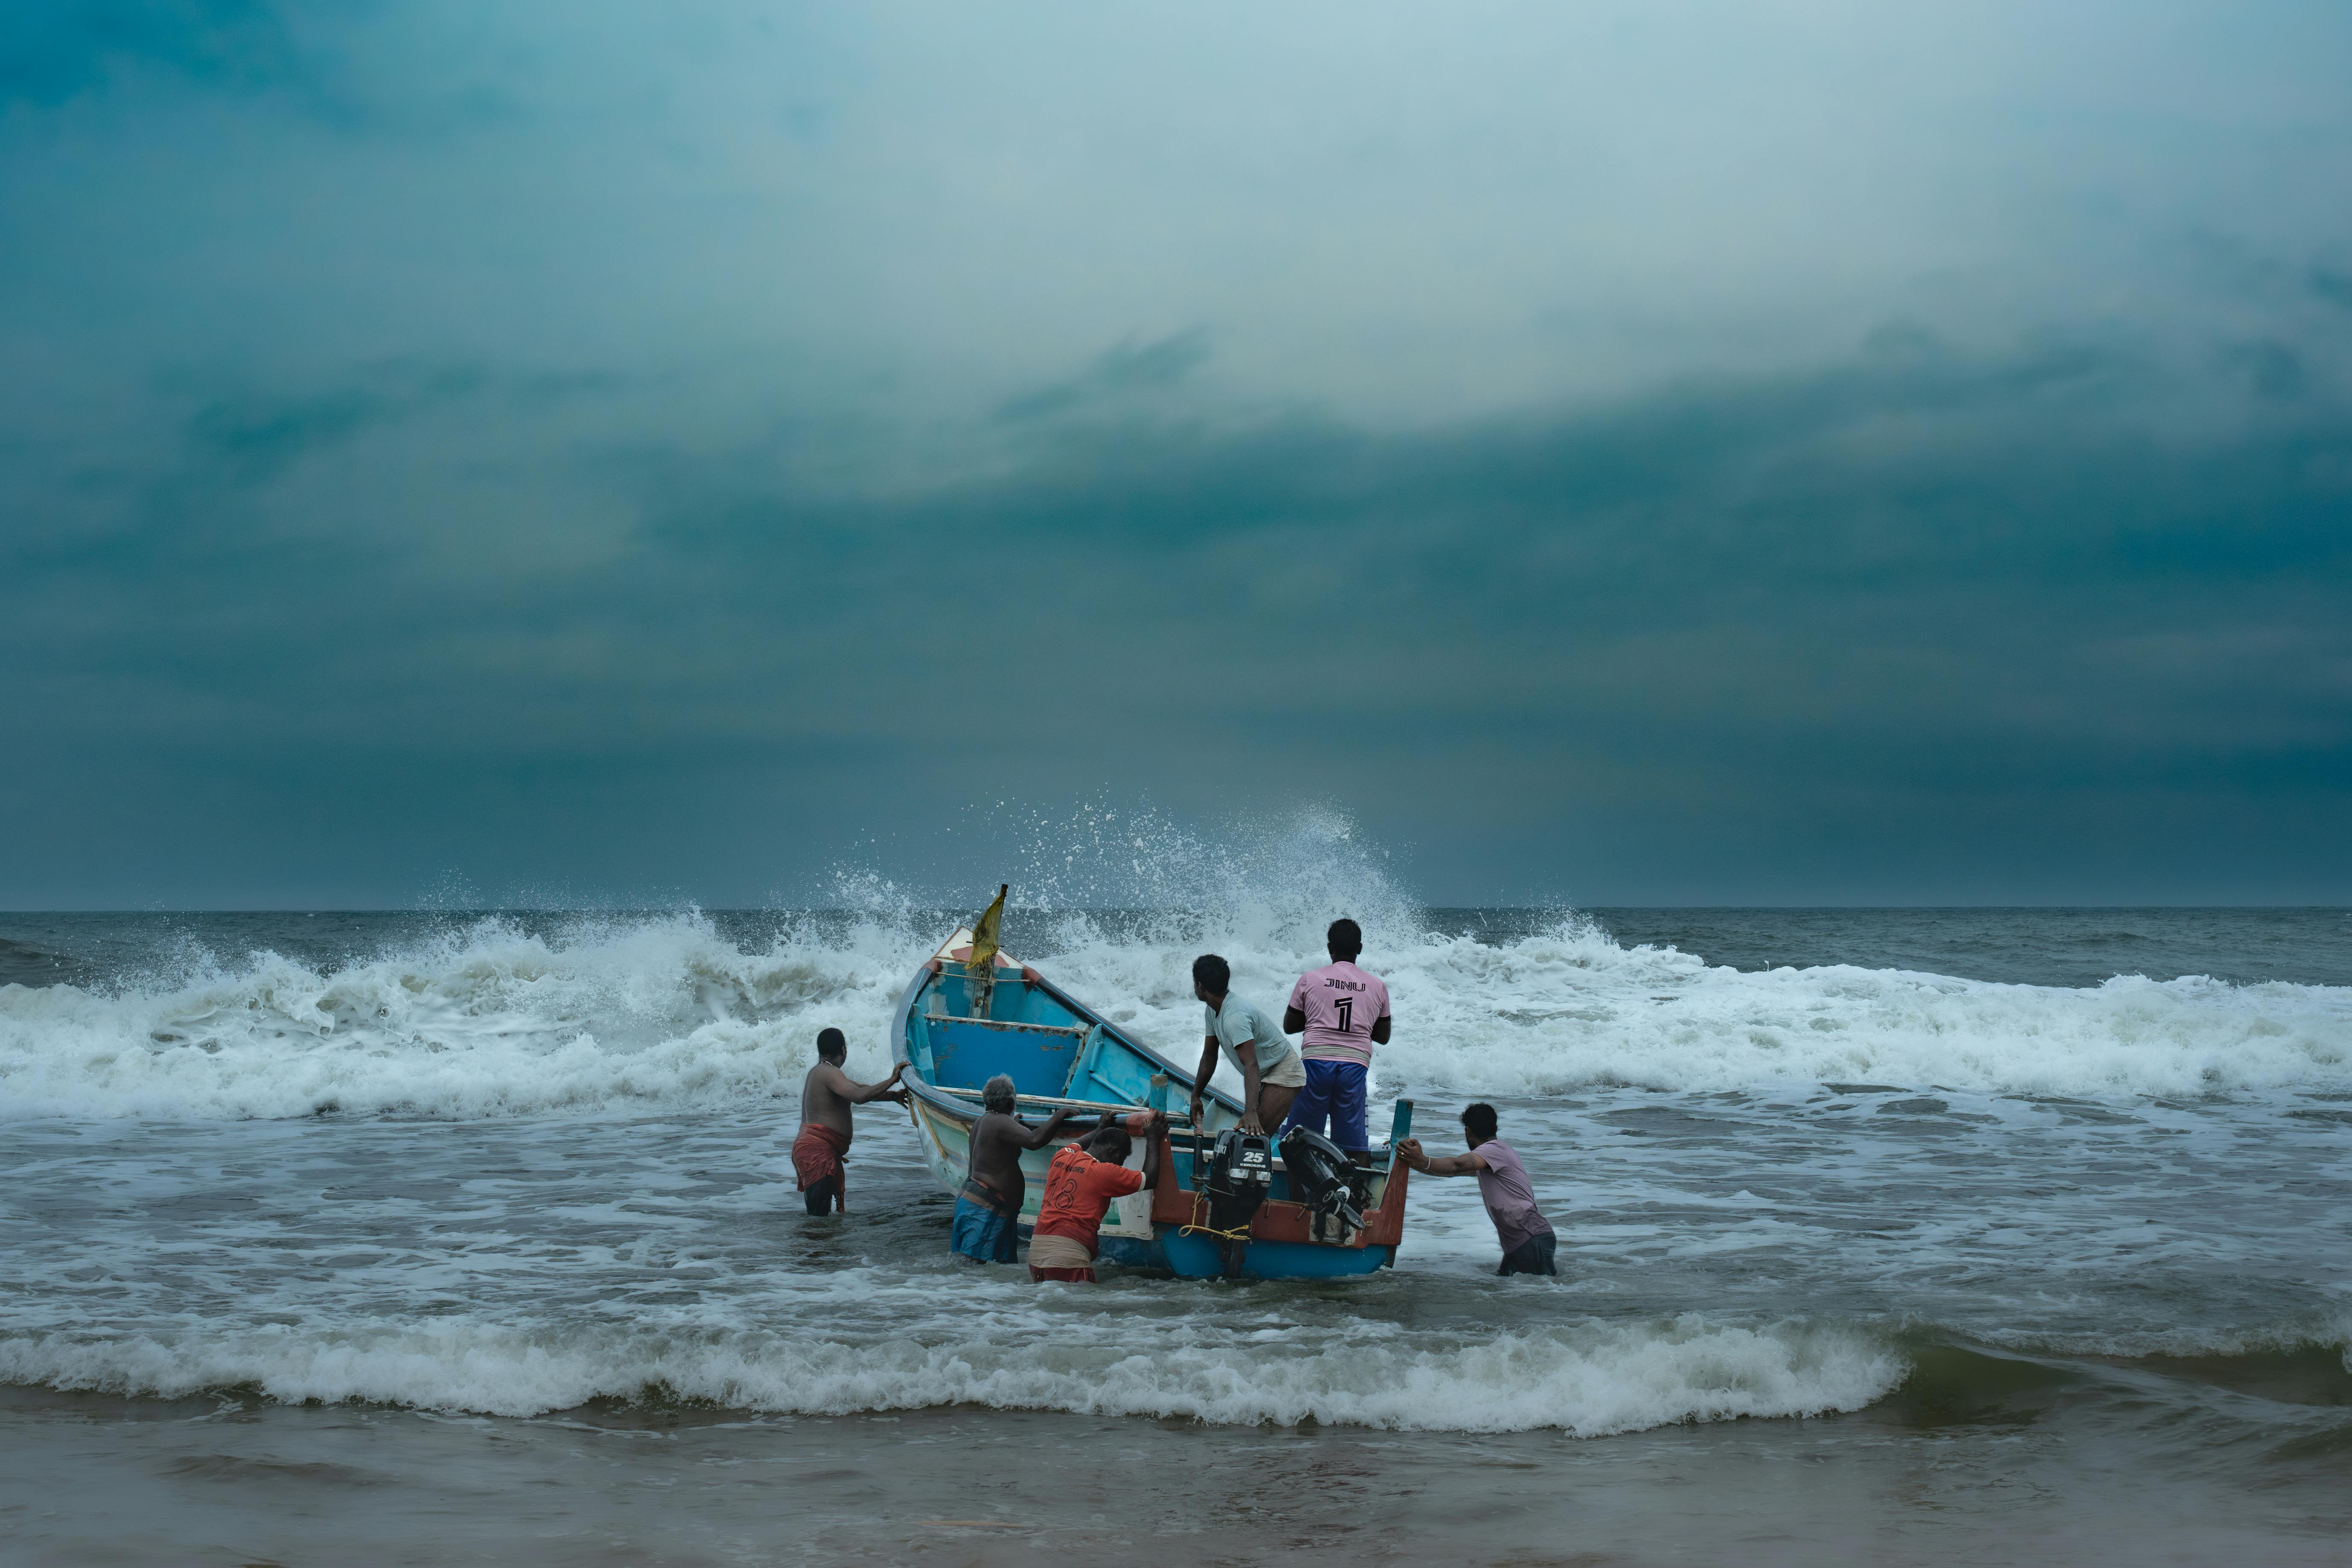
[{"xmin": 1177, "ymin": 1221, "xmax": 1256, "ymax": 1242}]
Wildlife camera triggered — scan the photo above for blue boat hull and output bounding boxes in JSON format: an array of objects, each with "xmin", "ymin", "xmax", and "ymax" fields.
[{"xmin": 1104, "ymin": 1231, "xmax": 1395, "ymax": 1279}]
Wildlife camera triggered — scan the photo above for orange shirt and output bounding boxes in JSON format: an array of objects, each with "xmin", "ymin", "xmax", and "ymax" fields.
[{"xmin": 1033, "ymin": 1144, "xmax": 1145, "ymax": 1256}]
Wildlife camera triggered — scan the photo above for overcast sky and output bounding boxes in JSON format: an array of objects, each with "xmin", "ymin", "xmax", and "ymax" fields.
[{"xmin": 4, "ymin": 1, "xmax": 2350, "ymax": 908}]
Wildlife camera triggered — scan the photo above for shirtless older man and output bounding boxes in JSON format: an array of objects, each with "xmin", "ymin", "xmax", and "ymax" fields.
[
  {"xmin": 953, "ymin": 1073, "xmax": 1109, "ymax": 1263},
  {"xmin": 792, "ymin": 1026, "xmax": 905, "ymax": 1216}
]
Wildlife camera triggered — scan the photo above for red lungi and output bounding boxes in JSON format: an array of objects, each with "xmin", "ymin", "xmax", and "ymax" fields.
[{"xmin": 792, "ymin": 1122, "xmax": 851, "ymax": 1209}]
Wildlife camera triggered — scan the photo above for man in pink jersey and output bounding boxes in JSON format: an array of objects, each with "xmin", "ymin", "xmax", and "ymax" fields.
[{"xmin": 1279, "ymin": 917, "xmax": 1391, "ymax": 1151}]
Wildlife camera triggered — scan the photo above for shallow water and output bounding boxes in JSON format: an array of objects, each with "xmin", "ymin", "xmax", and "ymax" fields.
[{"xmin": 1, "ymin": 900, "xmax": 2348, "ymax": 1562}]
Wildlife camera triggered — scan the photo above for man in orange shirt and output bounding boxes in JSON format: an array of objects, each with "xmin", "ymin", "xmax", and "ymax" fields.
[{"xmin": 1027, "ymin": 1114, "xmax": 1166, "ymax": 1282}]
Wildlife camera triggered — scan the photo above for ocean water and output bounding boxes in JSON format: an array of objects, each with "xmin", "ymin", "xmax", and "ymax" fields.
[{"xmin": 2, "ymin": 880, "xmax": 2349, "ymax": 1563}]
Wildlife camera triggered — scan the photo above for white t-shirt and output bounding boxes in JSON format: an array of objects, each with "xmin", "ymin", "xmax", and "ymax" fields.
[{"xmin": 1205, "ymin": 994, "xmax": 1295, "ymax": 1076}]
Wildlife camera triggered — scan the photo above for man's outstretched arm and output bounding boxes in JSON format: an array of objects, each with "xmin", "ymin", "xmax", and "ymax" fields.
[
  {"xmin": 1396, "ymin": 1138, "xmax": 1486, "ymax": 1176},
  {"xmin": 831, "ymin": 1061, "xmax": 908, "ymax": 1104},
  {"xmin": 1010, "ymin": 1107, "xmax": 1070, "ymax": 1149}
]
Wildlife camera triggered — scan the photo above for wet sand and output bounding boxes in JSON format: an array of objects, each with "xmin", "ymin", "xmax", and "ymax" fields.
[{"xmin": 6, "ymin": 1379, "xmax": 2348, "ymax": 1567}]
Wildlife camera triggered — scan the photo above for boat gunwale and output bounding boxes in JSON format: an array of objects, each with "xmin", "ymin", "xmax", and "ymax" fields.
[{"xmin": 891, "ymin": 950, "xmax": 1243, "ymax": 1125}]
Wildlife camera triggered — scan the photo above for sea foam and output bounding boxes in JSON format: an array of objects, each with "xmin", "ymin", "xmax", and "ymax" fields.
[
  {"xmin": 9, "ymin": 889, "xmax": 2342, "ymax": 1123},
  {"xmin": 0, "ymin": 1308, "xmax": 1903, "ymax": 1434},
  {"xmin": 4, "ymin": 810, "xmax": 2347, "ymax": 1118},
  {"xmin": 2, "ymin": 902, "xmax": 2348, "ymax": 1120}
]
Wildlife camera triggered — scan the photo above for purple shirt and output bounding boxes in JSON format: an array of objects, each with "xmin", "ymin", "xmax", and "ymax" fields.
[
  {"xmin": 1473, "ymin": 1140, "xmax": 1554, "ymax": 1253},
  {"xmin": 1288, "ymin": 961, "xmax": 1391, "ymax": 1065}
]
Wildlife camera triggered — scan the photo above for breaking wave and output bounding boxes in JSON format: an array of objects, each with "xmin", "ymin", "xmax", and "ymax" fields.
[
  {"xmin": 0, "ymin": 1308, "xmax": 1903, "ymax": 1434},
  {"xmin": 1, "ymin": 809, "xmax": 2346, "ymax": 1119}
]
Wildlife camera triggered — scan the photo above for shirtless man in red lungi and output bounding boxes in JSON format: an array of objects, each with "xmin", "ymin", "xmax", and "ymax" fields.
[{"xmin": 792, "ymin": 1027, "xmax": 905, "ymax": 1216}]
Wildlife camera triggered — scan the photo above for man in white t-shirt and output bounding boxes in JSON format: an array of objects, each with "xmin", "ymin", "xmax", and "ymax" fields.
[
  {"xmin": 1278, "ymin": 917, "xmax": 1391, "ymax": 1150},
  {"xmin": 1188, "ymin": 953, "xmax": 1307, "ymax": 1136}
]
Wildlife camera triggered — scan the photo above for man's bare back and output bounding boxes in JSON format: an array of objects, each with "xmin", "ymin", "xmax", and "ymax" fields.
[
  {"xmin": 800, "ymin": 1060, "xmax": 871, "ymax": 1141},
  {"xmin": 799, "ymin": 1043, "xmax": 905, "ymax": 1141},
  {"xmin": 968, "ymin": 1105, "xmax": 1085, "ymax": 1208}
]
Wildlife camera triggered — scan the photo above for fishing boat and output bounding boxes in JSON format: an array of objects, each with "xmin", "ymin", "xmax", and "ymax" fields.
[{"xmin": 894, "ymin": 918, "xmax": 1414, "ymax": 1279}]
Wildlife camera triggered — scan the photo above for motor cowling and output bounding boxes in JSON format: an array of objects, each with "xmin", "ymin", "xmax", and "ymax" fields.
[
  {"xmin": 1201, "ymin": 1129, "xmax": 1274, "ymax": 1276},
  {"xmin": 1278, "ymin": 1126, "xmax": 1377, "ymax": 1244}
]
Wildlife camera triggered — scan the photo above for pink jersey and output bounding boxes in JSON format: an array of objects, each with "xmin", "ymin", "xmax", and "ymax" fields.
[{"xmin": 1288, "ymin": 961, "xmax": 1391, "ymax": 1064}]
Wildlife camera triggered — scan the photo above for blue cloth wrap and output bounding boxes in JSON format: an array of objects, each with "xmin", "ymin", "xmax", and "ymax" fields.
[{"xmin": 950, "ymin": 1192, "xmax": 1020, "ymax": 1263}]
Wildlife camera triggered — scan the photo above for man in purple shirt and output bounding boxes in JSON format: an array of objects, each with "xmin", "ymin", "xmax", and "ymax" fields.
[
  {"xmin": 1280, "ymin": 918, "xmax": 1391, "ymax": 1151},
  {"xmin": 1399, "ymin": 1102, "xmax": 1558, "ymax": 1276}
]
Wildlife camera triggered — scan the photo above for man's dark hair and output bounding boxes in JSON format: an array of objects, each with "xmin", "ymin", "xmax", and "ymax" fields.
[
  {"xmin": 982, "ymin": 1073, "xmax": 1017, "ymax": 1113},
  {"xmin": 816, "ymin": 1026, "xmax": 847, "ymax": 1061},
  {"xmin": 1327, "ymin": 918, "xmax": 1363, "ymax": 959},
  {"xmin": 1192, "ymin": 953, "xmax": 1231, "ymax": 994},
  {"xmin": 1461, "ymin": 1102, "xmax": 1499, "ymax": 1143},
  {"xmin": 1090, "ymin": 1125, "xmax": 1133, "ymax": 1164}
]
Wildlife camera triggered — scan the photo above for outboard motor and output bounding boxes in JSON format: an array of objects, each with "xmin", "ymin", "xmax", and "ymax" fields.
[
  {"xmin": 1201, "ymin": 1129, "xmax": 1274, "ymax": 1276},
  {"xmin": 1279, "ymin": 1126, "xmax": 1377, "ymax": 1244}
]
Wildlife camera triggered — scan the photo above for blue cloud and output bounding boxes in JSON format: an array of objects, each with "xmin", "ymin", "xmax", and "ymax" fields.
[
  {"xmin": 996, "ymin": 329, "xmax": 1213, "ymax": 422},
  {"xmin": 0, "ymin": 0, "xmax": 303, "ymax": 105}
]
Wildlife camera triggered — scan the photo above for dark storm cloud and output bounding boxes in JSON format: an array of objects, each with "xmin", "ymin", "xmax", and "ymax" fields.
[
  {"xmin": 187, "ymin": 361, "xmax": 488, "ymax": 482},
  {"xmin": 995, "ymin": 329, "xmax": 1213, "ymax": 422},
  {"xmin": 3, "ymin": 1, "xmax": 2350, "ymax": 904},
  {"xmin": 655, "ymin": 331, "xmax": 2342, "ymax": 655},
  {"xmin": 9, "ymin": 320, "xmax": 2347, "ymax": 902},
  {"xmin": 0, "ymin": 1, "xmax": 300, "ymax": 106}
]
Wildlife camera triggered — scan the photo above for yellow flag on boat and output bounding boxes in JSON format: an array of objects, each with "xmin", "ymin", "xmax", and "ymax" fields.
[{"xmin": 968, "ymin": 883, "xmax": 1008, "ymax": 974}]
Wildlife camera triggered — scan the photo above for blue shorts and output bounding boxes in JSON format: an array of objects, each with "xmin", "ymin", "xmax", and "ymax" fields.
[
  {"xmin": 950, "ymin": 1194, "xmax": 1019, "ymax": 1263},
  {"xmin": 1279, "ymin": 1059, "xmax": 1368, "ymax": 1150}
]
